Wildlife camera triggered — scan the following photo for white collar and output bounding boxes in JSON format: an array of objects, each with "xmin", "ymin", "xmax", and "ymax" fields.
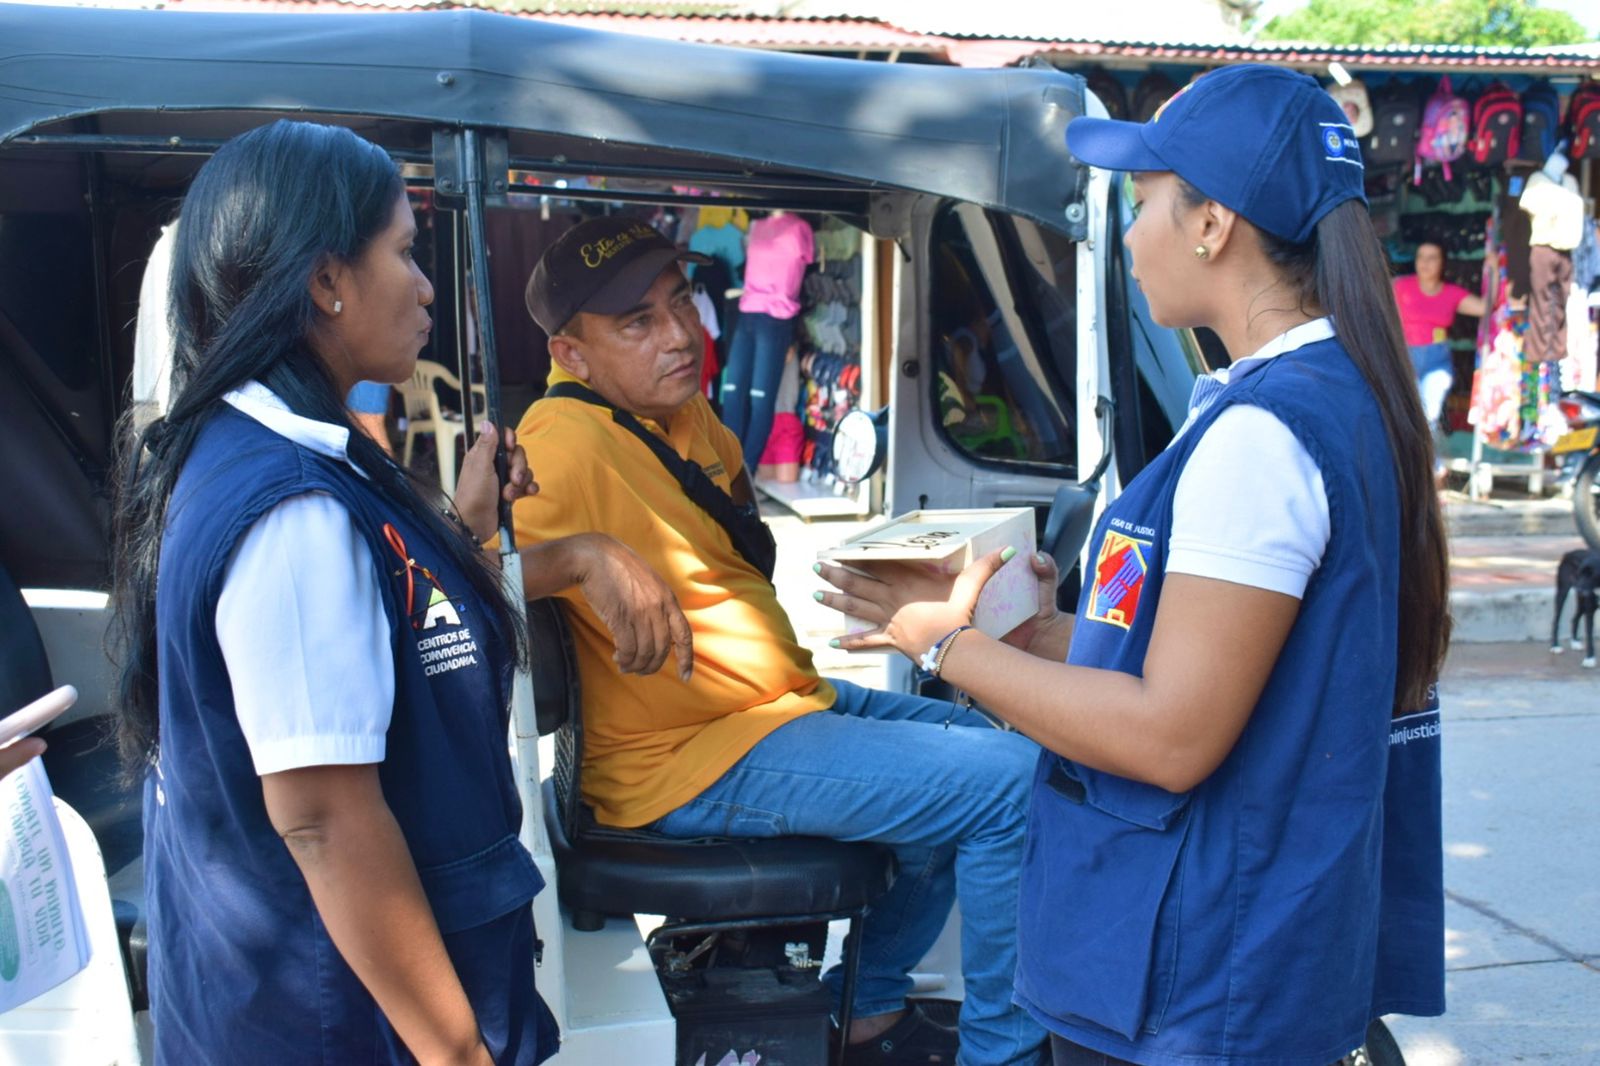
[
  {"xmin": 1215, "ymin": 317, "xmax": 1335, "ymax": 384},
  {"xmin": 223, "ymin": 381, "xmax": 366, "ymax": 478}
]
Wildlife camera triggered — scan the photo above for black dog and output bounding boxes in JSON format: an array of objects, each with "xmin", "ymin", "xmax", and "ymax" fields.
[{"xmin": 1551, "ymin": 549, "xmax": 1600, "ymax": 668}]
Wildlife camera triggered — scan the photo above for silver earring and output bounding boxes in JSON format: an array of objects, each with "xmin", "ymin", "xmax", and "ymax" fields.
[
  {"xmin": 1193, "ymin": 245, "xmax": 1210, "ymax": 260},
  {"xmin": 332, "ymin": 300, "xmax": 343, "ymax": 314}
]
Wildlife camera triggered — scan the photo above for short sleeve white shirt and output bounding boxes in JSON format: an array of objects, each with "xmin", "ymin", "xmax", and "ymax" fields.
[
  {"xmin": 1165, "ymin": 320, "xmax": 1334, "ymax": 599},
  {"xmin": 213, "ymin": 383, "xmax": 394, "ymax": 775}
]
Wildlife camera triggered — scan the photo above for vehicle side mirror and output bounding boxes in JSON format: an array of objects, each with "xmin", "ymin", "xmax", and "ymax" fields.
[
  {"xmin": 1042, "ymin": 481, "xmax": 1098, "ymax": 589},
  {"xmin": 832, "ymin": 407, "xmax": 888, "ymax": 484}
]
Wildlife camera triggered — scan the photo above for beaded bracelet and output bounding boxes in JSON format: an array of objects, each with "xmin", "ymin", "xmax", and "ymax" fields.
[
  {"xmin": 918, "ymin": 625, "xmax": 974, "ymax": 679},
  {"xmin": 440, "ymin": 505, "xmax": 483, "ymax": 549}
]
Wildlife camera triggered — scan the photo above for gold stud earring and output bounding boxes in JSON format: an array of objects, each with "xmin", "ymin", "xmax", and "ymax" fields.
[
  {"xmin": 333, "ymin": 300, "xmax": 343, "ymax": 314},
  {"xmin": 1193, "ymin": 245, "xmax": 1210, "ymax": 260}
]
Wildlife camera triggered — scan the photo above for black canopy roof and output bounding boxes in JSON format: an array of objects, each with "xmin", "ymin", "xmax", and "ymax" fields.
[{"xmin": 0, "ymin": 3, "xmax": 1086, "ymax": 233}]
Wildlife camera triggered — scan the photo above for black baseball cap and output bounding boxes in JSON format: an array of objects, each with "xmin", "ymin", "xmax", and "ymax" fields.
[
  {"xmin": 1066, "ymin": 65, "xmax": 1366, "ymax": 245},
  {"xmin": 525, "ymin": 216, "xmax": 710, "ymax": 335}
]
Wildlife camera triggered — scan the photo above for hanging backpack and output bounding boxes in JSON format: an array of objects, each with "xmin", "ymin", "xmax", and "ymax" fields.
[
  {"xmin": 1086, "ymin": 68, "xmax": 1132, "ymax": 122},
  {"xmin": 1519, "ymin": 82, "xmax": 1563, "ymax": 163},
  {"xmin": 1469, "ymin": 82, "xmax": 1522, "ymax": 165},
  {"xmin": 1570, "ymin": 80, "xmax": 1600, "ymax": 159},
  {"xmin": 1414, "ymin": 76, "xmax": 1470, "ymax": 183},
  {"xmin": 1132, "ymin": 71, "xmax": 1179, "ymax": 123},
  {"xmin": 1364, "ymin": 81, "xmax": 1421, "ymax": 167}
]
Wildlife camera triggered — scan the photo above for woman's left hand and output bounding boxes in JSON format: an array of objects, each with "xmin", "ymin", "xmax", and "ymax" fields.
[
  {"xmin": 815, "ymin": 547, "xmax": 1015, "ymax": 660},
  {"xmin": 455, "ymin": 422, "xmax": 537, "ymax": 543}
]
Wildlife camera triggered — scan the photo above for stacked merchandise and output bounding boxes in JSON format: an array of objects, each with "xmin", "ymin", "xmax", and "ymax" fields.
[{"xmin": 795, "ymin": 219, "xmax": 865, "ymax": 487}]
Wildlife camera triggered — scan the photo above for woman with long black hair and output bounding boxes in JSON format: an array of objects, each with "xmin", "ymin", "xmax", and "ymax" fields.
[
  {"xmin": 818, "ymin": 66, "xmax": 1449, "ymax": 1065},
  {"xmin": 109, "ymin": 120, "xmax": 572, "ymax": 1065}
]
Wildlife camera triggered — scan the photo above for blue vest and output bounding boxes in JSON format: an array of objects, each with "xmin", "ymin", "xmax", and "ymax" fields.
[
  {"xmin": 144, "ymin": 406, "xmax": 558, "ymax": 1065},
  {"xmin": 1014, "ymin": 338, "xmax": 1444, "ymax": 1064}
]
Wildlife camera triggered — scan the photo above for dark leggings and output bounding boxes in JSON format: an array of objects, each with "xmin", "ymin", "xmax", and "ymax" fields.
[
  {"xmin": 720, "ymin": 310, "xmax": 795, "ymax": 466},
  {"xmin": 1050, "ymin": 1034, "xmax": 1344, "ymax": 1065},
  {"xmin": 1050, "ymin": 1035, "xmax": 1138, "ymax": 1065}
]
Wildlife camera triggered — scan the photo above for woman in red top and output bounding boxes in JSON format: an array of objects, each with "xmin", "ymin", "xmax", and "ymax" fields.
[{"xmin": 1392, "ymin": 239, "xmax": 1485, "ymax": 430}]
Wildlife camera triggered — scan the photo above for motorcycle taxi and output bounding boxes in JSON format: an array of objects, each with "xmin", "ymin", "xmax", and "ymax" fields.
[{"xmin": 0, "ymin": 6, "xmax": 1397, "ymax": 1063}]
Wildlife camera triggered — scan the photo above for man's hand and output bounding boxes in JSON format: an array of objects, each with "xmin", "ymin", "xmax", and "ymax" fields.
[
  {"xmin": 455, "ymin": 422, "xmax": 538, "ymax": 543},
  {"xmin": 571, "ymin": 536, "xmax": 694, "ymax": 681}
]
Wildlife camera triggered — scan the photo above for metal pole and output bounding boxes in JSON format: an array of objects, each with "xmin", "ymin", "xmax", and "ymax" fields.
[
  {"xmin": 462, "ymin": 129, "xmax": 510, "ymax": 536},
  {"xmin": 460, "ymin": 126, "xmax": 564, "ymax": 1022}
]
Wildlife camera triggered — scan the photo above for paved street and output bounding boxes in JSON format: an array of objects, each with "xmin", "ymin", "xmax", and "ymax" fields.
[{"xmin": 1387, "ymin": 642, "xmax": 1600, "ymax": 1066}]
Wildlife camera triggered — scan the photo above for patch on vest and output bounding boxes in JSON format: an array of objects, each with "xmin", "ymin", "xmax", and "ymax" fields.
[
  {"xmin": 383, "ymin": 522, "xmax": 481, "ymax": 678},
  {"xmin": 1087, "ymin": 530, "xmax": 1150, "ymax": 630}
]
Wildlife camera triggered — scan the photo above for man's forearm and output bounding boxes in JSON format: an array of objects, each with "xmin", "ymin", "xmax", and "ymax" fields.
[{"xmin": 518, "ymin": 534, "xmax": 603, "ymax": 600}]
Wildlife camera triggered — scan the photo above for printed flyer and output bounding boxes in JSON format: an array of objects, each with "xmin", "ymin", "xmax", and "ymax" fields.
[{"xmin": 0, "ymin": 759, "xmax": 89, "ymax": 1012}]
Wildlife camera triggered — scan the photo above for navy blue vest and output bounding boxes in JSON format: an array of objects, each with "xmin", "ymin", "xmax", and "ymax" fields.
[
  {"xmin": 1014, "ymin": 337, "xmax": 1444, "ymax": 1064},
  {"xmin": 144, "ymin": 406, "xmax": 558, "ymax": 1064}
]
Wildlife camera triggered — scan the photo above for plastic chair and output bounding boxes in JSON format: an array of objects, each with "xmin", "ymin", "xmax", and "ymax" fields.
[{"xmin": 397, "ymin": 360, "xmax": 486, "ymax": 496}]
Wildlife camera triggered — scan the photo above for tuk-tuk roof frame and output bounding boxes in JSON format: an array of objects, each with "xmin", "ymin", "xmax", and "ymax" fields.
[{"xmin": 0, "ymin": 3, "xmax": 1087, "ymax": 235}]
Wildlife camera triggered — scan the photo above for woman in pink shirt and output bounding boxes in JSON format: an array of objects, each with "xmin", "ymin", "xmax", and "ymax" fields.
[
  {"xmin": 720, "ymin": 211, "xmax": 814, "ymax": 465},
  {"xmin": 1391, "ymin": 240, "xmax": 1485, "ymax": 430}
]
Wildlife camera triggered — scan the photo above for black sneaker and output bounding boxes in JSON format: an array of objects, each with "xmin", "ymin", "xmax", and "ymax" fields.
[{"xmin": 838, "ymin": 1003, "xmax": 960, "ymax": 1065}]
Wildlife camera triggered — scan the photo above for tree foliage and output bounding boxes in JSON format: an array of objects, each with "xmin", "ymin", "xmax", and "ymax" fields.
[{"xmin": 1260, "ymin": 0, "xmax": 1591, "ymax": 47}]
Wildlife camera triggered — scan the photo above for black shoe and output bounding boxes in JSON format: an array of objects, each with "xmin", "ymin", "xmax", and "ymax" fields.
[{"xmin": 838, "ymin": 1003, "xmax": 960, "ymax": 1065}]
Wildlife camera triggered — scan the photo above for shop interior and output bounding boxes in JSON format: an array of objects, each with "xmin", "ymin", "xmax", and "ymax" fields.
[{"xmin": 1083, "ymin": 63, "xmax": 1600, "ymax": 498}]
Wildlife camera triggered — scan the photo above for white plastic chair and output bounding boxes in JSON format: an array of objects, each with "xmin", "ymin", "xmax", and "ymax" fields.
[{"xmin": 397, "ymin": 360, "xmax": 486, "ymax": 496}]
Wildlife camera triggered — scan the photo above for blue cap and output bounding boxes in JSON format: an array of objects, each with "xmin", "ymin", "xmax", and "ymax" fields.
[{"xmin": 1066, "ymin": 64, "xmax": 1366, "ymax": 245}]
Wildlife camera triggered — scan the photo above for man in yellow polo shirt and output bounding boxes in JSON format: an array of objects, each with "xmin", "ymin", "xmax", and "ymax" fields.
[{"xmin": 514, "ymin": 217, "xmax": 1045, "ymax": 1066}]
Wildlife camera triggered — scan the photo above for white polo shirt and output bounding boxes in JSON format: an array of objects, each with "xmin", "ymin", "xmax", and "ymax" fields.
[
  {"xmin": 213, "ymin": 383, "xmax": 394, "ymax": 776},
  {"xmin": 1166, "ymin": 319, "xmax": 1334, "ymax": 599}
]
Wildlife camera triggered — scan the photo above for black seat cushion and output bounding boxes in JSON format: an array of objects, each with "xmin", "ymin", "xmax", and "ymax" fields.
[{"xmin": 543, "ymin": 779, "xmax": 895, "ymax": 922}]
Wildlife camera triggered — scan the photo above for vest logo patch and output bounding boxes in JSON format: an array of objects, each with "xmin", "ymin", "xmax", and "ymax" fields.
[
  {"xmin": 384, "ymin": 523, "xmax": 481, "ymax": 679},
  {"xmin": 1088, "ymin": 531, "xmax": 1150, "ymax": 630},
  {"xmin": 421, "ymin": 586, "xmax": 462, "ymax": 630}
]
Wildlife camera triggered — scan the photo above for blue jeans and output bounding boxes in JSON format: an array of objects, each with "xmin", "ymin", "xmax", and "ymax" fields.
[
  {"xmin": 721, "ymin": 310, "xmax": 795, "ymax": 465},
  {"xmin": 654, "ymin": 679, "xmax": 1048, "ymax": 1066},
  {"xmin": 1408, "ymin": 342, "xmax": 1453, "ymax": 428}
]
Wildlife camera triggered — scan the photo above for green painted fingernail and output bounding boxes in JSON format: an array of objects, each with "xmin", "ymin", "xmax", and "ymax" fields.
[
  {"xmin": 1001, "ymin": 546, "xmax": 1018, "ymax": 563},
  {"xmin": 813, "ymin": 591, "xmax": 825, "ymax": 602},
  {"xmin": 829, "ymin": 638, "xmax": 842, "ymax": 648},
  {"xmin": 812, "ymin": 562, "xmax": 823, "ymax": 574}
]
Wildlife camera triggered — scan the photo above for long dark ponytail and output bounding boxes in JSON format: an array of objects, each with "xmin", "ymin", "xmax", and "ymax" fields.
[
  {"xmin": 1178, "ymin": 180, "xmax": 1451, "ymax": 712},
  {"xmin": 110, "ymin": 120, "xmax": 525, "ymax": 772},
  {"xmin": 1300, "ymin": 201, "xmax": 1451, "ymax": 711}
]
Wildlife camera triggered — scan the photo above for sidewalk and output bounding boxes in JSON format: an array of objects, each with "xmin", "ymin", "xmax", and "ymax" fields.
[{"xmin": 1444, "ymin": 491, "xmax": 1588, "ymax": 644}]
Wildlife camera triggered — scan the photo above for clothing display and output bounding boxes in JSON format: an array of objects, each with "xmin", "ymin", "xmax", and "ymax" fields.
[
  {"xmin": 738, "ymin": 211, "xmax": 813, "ymax": 320},
  {"xmin": 720, "ymin": 309, "xmax": 797, "ymax": 463},
  {"xmin": 1526, "ymin": 244, "xmax": 1575, "ymax": 362},
  {"xmin": 687, "ymin": 220, "xmax": 744, "ymax": 286},
  {"xmin": 1520, "ymin": 169, "xmax": 1585, "ymax": 250}
]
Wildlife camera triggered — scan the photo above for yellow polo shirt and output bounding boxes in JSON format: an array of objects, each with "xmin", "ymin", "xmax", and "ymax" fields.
[{"xmin": 513, "ymin": 367, "xmax": 834, "ymax": 828}]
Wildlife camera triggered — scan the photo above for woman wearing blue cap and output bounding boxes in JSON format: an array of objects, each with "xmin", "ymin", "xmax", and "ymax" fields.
[{"xmin": 818, "ymin": 65, "xmax": 1448, "ymax": 1064}]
